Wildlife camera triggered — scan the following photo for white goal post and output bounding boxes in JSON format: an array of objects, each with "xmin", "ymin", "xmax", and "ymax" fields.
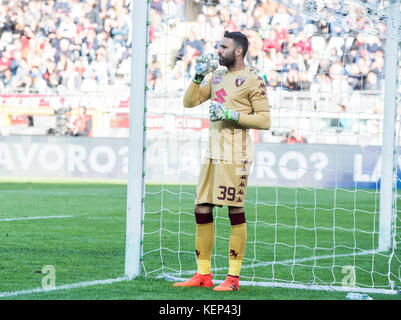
[
  {"xmin": 378, "ymin": 0, "xmax": 399, "ymax": 252},
  {"xmin": 124, "ymin": 0, "xmax": 149, "ymax": 279}
]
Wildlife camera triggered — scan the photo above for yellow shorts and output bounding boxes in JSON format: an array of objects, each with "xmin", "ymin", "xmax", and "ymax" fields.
[{"xmin": 195, "ymin": 158, "xmax": 251, "ymax": 207}]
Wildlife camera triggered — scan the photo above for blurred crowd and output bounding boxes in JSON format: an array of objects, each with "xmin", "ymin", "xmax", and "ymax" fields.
[
  {"xmin": 155, "ymin": 0, "xmax": 386, "ymax": 96},
  {"xmin": 0, "ymin": 0, "xmax": 132, "ymax": 94},
  {"xmin": 0, "ymin": 0, "xmax": 387, "ymax": 96}
]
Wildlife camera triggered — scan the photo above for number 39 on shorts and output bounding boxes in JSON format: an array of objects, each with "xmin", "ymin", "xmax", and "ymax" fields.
[{"xmin": 217, "ymin": 185, "xmax": 236, "ymax": 201}]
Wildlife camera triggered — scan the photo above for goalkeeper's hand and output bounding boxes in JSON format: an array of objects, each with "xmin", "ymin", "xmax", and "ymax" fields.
[
  {"xmin": 209, "ymin": 101, "xmax": 239, "ymax": 122},
  {"xmin": 193, "ymin": 53, "xmax": 218, "ymax": 84}
]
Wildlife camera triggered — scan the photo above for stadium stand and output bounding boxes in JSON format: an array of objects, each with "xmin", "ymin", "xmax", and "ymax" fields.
[{"xmin": 0, "ymin": 0, "xmax": 389, "ymax": 141}]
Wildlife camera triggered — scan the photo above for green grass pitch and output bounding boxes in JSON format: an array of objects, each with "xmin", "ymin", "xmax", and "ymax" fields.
[{"xmin": 0, "ymin": 181, "xmax": 400, "ymax": 300}]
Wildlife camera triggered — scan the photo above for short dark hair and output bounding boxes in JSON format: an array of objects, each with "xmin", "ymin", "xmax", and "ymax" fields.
[{"xmin": 224, "ymin": 31, "xmax": 249, "ymax": 57}]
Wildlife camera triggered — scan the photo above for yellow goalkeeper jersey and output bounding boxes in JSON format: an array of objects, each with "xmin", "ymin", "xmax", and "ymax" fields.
[{"xmin": 183, "ymin": 66, "xmax": 271, "ymax": 162}]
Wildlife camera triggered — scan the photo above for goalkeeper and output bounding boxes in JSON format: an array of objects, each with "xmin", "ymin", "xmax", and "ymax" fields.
[{"xmin": 173, "ymin": 31, "xmax": 271, "ymax": 292}]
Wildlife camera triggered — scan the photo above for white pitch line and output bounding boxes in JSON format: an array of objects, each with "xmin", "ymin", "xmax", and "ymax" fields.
[
  {"xmin": 0, "ymin": 215, "xmax": 74, "ymax": 222},
  {"xmin": 0, "ymin": 276, "xmax": 129, "ymax": 298}
]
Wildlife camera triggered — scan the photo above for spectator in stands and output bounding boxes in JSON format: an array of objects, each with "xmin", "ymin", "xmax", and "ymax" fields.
[
  {"xmin": 218, "ymin": 5, "xmax": 237, "ymax": 30},
  {"xmin": 271, "ymin": 4, "xmax": 291, "ymax": 29},
  {"xmin": 310, "ymin": 73, "xmax": 332, "ymax": 110},
  {"xmin": 148, "ymin": 54, "xmax": 162, "ymax": 92},
  {"xmin": 263, "ymin": 69, "xmax": 282, "ymax": 89},
  {"xmin": 0, "ymin": 49, "xmax": 13, "ymax": 73},
  {"xmin": 284, "ymin": 67, "xmax": 301, "ymax": 91},
  {"xmin": 363, "ymin": 71, "xmax": 381, "ymax": 91},
  {"xmin": 110, "ymin": 13, "xmax": 130, "ymax": 46},
  {"xmin": 151, "ymin": 0, "xmax": 163, "ymax": 14},
  {"xmin": 293, "ymin": 31, "xmax": 312, "ymax": 57},
  {"xmin": 176, "ymin": 27, "xmax": 204, "ymax": 64},
  {"xmin": 245, "ymin": 29, "xmax": 263, "ymax": 65},
  {"xmin": 329, "ymin": 61, "xmax": 350, "ymax": 96},
  {"xmin": 347, "ymin": 63, "xmax": 362, "ymax": 90},
  {"xmin": 284, "ymin": 129, "xmax": 307, "ymax": 144},
  {"xmin": 366, "ymin": 35, "xmax": 382, "ymax": 55},
  {"xmin": 262, "ymin": 28, "xmax": 282, "ymax": 53},
  {"xmin": 171, "ymin": 0, "xmax": 184, "ymax": 21},
  {"xmin": 334, "ymin": 103, "xmax": 352, "ymax": 132},
  {"xmin": 69, "ymin": 105, "xmax": 92, "ymax": 137},
  {"xmin": 0, "ymin": 68, "xmax": 14, "ymax": 92},
  {"xmin": 272, "ymin": 23, "xmax": 290, "ymax": 51},
  {"xmin": 287, "ymin": 8, "xmax": 305, "ymax": 34},
  {"xmin": 316, "ymin": 58, "xmax": 331, "ymax": 77},
  {"xmin": 162, "ymin": 0, "xmax": 179, "ymax": 28},
  {"xmin": 370, "ymin": 50, "xmax": 384, "ymax": 79},
  {"xmin": 89, "ymin": 46, "xmax": 109, "ymax": 87},
  {"xmin": 284, "ymin": 45, "xmax": 306, "ymax": 73}
]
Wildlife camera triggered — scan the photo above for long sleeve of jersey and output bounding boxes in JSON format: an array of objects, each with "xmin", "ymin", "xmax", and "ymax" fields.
[
  {"xmin": 183, "ymin": 78, "xmax": 211, "ymax": 108},
  {"xmin": 237, "ymin": 76, "xmax": 271, "ymax": 130},
  {"xmin": 237, "ymin": 107, "xmax": 271, "ymax": 130}
]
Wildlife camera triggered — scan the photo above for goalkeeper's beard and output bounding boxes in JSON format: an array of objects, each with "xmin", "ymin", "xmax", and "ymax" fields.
[{"xmin": 218, "ymin": 51, "xmax": 236, "ymax": 68}]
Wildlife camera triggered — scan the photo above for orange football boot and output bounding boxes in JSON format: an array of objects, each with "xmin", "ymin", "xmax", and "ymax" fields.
[
  {"xmin": 173, "ymin": 273, "xmax": 213, "ymax": 288},
  {"xmin": 213, "ymin": 275, "xmax": 240, "ymax": 291}
]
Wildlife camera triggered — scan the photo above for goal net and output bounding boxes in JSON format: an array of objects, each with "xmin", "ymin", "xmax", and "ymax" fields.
[{"xmin": 133, "ymin": 0, "xmax": 401, "ymax": 294}]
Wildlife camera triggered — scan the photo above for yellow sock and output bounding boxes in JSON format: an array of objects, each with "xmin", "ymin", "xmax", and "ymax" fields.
[
  {"xmin": 196, "ymin": 222, "xmax": 215, "ymax": 275},
  {"xmin": 228, "ymin": 223, "xmax": 247, "ymax": 276}
]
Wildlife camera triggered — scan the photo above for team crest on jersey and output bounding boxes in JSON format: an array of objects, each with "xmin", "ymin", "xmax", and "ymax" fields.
[
  {"xmin": 212, "ymin": 76, "xmax": 223, "ymax": 84},
  {"xmin": 235, "ymin": 77, "xmax": 246, "ymax": 87}
]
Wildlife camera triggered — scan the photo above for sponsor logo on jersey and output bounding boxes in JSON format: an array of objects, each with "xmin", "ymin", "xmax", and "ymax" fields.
[
  {"xmin": 212, "ymin": 76, "xmax": 223, "ymax": 84},
  {"xmin": 235, "ymin": 77, "xmax": 246, "ymax": 87},
  {"xmin": 214, "ymin": 88, "xmax": 227, "ymax": 103}
]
